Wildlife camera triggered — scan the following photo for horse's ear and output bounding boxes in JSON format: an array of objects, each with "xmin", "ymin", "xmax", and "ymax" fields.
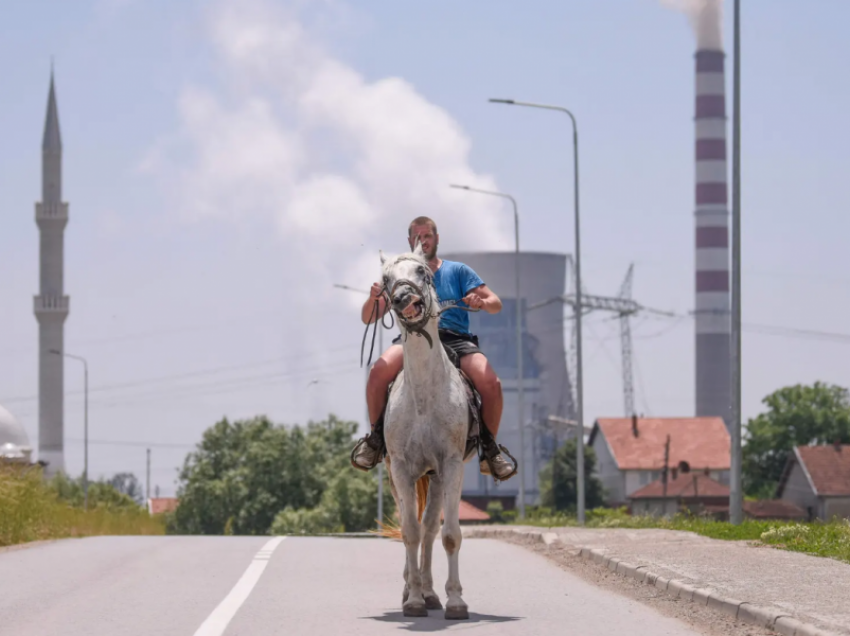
[
  {"xmin": 379, "ymin": 249, "xmax": 387, "ymax": 265},
  {"xmin": 413, "ymin": 239, "xmax": 424, "ymax": 257}
]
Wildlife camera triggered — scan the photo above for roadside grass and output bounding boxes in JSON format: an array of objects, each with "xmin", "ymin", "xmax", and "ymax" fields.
[
  {"xmin": 490, "ymin": 505, "xmax": 850, "ymax": 564},
  {"xmin": 0, "ymin": 465, "xmax": 165, "ymax": 547}
]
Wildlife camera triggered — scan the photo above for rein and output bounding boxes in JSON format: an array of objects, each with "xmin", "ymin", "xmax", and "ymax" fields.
[{"xmin": 359, "ymin": 272, "xmax": 479, "ymax": 368}]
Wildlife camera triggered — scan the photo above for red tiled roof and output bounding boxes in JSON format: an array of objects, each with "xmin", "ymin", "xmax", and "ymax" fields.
[
  {"xmin": 148, "ymin": 497, "xmax": 179, "ymax": 515},
  {"xmin": 592, "ymin": 417, "xmax": 730, "ymax": 471},
  {"xmin": 458, "ymin": 500, "xmax": 490, "ymax": 522},
  {"xmin": 796, "ymin": 445, "xmax": 850, "ymax": 496},
  {"xmin": 629, "ymin": 472, "xmax": 729, "ymax": 500},
  {"xmin": 394, "ymin": 500, "xmax": 491, "ymax": 523},
  {"xmin": 742, "ymin": 499, "xmax": 806, "ymax": 520}
]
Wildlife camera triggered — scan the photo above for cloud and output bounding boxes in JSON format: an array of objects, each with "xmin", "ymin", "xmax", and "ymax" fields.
[{"xmin": 140, "ymin": 0, "xmax": 513, "ymax": 340}]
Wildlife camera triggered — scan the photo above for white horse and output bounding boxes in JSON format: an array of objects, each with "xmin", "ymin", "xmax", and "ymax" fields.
[{"xmin": 378, "ymin": 243, "xmax": 472, "ymax": 620}]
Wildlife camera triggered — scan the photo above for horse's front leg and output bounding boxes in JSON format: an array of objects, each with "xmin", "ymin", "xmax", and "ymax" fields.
[
  {"xmin": 419, "ymin": 476, "xmax": 444, "ymax": 610},
  {"xmin": 391, "ymin": 463, "xmax": 427, "ymax": 617},
  {"xmin": 441, "ymin": 459, "xmax": 469, "ymax": 620}
]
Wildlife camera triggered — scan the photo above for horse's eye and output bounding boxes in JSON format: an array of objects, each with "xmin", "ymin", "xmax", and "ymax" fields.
[{"xmin": 417, "ymin": 266, "xmax": 426, "ymax": 275}]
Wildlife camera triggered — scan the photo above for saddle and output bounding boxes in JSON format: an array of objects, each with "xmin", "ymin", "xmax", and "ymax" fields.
[
  {"xmin": 442, "ymin": 343, "xmax": 484, "ymax": 462},
  {"xmin": 375, "ymin": 342, "xmax": 482, "ymax": 462}
]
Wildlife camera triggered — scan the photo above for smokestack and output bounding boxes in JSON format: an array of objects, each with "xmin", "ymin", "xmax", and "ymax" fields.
[
  {"xmin": 691, "ymin": 2, "xmax": 732, "ymax": 431},
  {"xmin": 631, "ymin": 414, "xmax": 639, "ymax": 437}
]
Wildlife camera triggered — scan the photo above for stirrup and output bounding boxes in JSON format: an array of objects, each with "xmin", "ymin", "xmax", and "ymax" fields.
[
  {"xmin": 350, "ymin": 436, "xmax": 383, "ymax": 472},
  {"xmin": 481, "ymin": 444, "xmax": 519, "ymax": 483}
]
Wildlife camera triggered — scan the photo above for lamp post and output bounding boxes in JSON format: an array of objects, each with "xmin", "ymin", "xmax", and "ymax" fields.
[
  {"xmin": 50, "ymin": 348, "xmax": 89, "ymax": 510},
  {"xmin": 334, "ymin": 282, "xmax": 385, "ymax": 529},
  {"xmin": 730, "ymin": 0, "xmax": 743, "ymax": 525},
  {"xmin": 449, "ymin": 184, "xmax": 526, "ymax": 519},
  {"xmin": 489, "ymin": 98, "xmax": 586, "ymax": 525}
]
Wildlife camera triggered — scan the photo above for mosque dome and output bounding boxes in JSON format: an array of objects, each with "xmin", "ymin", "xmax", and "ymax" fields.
[{"xmin": 0, "ymin": 403, "xmax": 32, "ymax": 461}]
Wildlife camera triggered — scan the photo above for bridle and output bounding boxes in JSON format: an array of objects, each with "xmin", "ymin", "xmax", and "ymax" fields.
[{"xmin": 359, "ymin": 259, "xmax": 480, "ymax": 367}]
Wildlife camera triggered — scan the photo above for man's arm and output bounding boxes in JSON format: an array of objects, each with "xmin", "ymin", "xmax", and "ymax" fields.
[
  {"xmin": 462, "ymin": 284, "xmax": 502, "ymax": 315},
  {"xmin": 361, "ymin": 282, "xmax": 390, "ymax": 324}
]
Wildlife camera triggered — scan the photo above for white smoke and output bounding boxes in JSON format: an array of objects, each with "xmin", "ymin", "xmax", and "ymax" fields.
[
  {"xmin": 141, "ymin": 0, "xmax": 511, "ymax": 291},
  {"xmin": 662, "ymin": 0, "xmax": 724, "ymax": 50}
]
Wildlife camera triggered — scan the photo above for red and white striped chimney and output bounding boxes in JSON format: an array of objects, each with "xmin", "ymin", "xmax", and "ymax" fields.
[{"xmin": 694, "ymin": 49, "xmax": 732, "ymax": 429}]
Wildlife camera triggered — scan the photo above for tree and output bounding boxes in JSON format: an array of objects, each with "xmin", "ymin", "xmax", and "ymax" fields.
[
  {"xmin": 48, "ymin": 472, "xmax": 140, "ymax": 510},
  {"xmin": 743, "ymin": 382, "xmax": 850, "ymax": 498},
  {"xmin": 538, "ymin": 438, "xmax": 606, "ymax": 512},
  {"xmin": 167, "ymin": 414, "xmax": 394, "ymax": 535},
  {"xmin": 109, "ymin": 473, "xmax": 145, "ymax": 505}
]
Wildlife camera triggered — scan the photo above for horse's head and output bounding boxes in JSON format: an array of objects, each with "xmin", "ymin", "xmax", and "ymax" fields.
[{"xmin": 380, "ymin": 241, "xmax": 438, "ymax": 332}]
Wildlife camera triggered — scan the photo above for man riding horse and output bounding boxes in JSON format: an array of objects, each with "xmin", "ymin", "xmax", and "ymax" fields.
[{"xmin": 351, "ymin": 216, "xmax": 517, "ymax": 482}]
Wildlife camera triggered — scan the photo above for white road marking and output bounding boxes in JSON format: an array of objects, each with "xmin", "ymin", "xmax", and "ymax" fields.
[{"xmin": 193, "ymin": 537, "xmax": 286, "ymax": 636}]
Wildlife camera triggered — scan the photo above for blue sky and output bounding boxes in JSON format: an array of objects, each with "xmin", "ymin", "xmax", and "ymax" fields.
[{"xmin": 1, "ymin": 0, "xmax": 849, "ymax": 495}]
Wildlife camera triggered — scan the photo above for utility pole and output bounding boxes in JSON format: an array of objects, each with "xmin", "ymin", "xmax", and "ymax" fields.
[
  {"xmin": 729, "ymin": 0, "xmax": 744, "ymax": 526},
  {"xmin": 662, "ymin": 434, "xmax": 671, "ymax": 499},
  {"xmin": 377, "ymin": 323, "xmax": 384, "ymax": 529}
]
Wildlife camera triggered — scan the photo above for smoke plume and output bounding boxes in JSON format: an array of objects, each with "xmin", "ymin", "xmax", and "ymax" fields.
[{"xmin": 663, "ymin": 0, "xmax": 724, "ymax": 50}]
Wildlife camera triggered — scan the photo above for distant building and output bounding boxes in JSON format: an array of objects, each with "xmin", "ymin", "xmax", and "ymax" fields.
[
  {"xmin": 629, "ymin": 471, "xmax": 806, "ymax": 521},
  {"xmin": 629, "ymin": 471, "xmax": 729, "ymax": 517},
  {"xmin": 441, "ymin": 251, "xmax": 573, "ymax": 508},
  {"xmin": 0, "ymin": 404, "xmax": 33, "ymax": 464},
  {"xmin": 589, "ymin": 416, "xmax": 730, "ymax": 506},
  {"xmin": 148, "ymin": 497, "xmax": 179, "ymax": 515},
  {"xmin": 777, "ymin": 444, "xmax": 850, "ymax": 521}
]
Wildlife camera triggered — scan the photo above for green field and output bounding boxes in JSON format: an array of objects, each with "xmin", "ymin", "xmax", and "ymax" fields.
[
  {"xmin": 0, "ymin": 465, "xmax": 165, "ymax": 547},
  {"xmin": 491, "ymin": 505, "xmax": 850, "ymax": 564}
]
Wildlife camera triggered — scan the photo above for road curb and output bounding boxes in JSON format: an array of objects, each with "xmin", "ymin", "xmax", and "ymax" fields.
[{"xmin": 463, "ymin": 527, "xmax": 848, "ymax": 636}]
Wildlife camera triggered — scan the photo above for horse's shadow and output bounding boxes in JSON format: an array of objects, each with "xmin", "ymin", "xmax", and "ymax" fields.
[{"xmin": 362, "ymin": 611, "xmax": 522, "ymax": 632}]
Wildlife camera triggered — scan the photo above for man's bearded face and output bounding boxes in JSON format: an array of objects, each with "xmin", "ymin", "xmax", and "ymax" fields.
[{"xmin": 409, "ymin": 225, "xmax": 438, "ymax": 260}]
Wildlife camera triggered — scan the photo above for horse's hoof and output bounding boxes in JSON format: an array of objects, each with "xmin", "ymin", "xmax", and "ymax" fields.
[
  {"xmin": 424, "ymin": 594, "xmax": 443, "ymax": 610},
  {"xmin": 402, "ymin": 588, "xmax": 409, "ymax": 604},
  {"xmin": 403, "ymin": 602, "xmax": 428, "ymax": 617},
  {"xmin": 445, "ymin": 606, "xmax": 469, "ymax": 620}
]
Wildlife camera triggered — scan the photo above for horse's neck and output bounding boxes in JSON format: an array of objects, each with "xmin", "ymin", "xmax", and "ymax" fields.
[{"xmin": 401, "ymin": 323, "xmax": 453, "ymax": 400}]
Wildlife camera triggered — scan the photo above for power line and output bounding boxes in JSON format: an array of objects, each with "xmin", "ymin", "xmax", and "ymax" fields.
[
  {"xmin": 66, "ymin": 438, "xmax": 195, "ymax": 449},
  {"xmin": 0, "ymin": 343, "xmax": 359, "ymax": 405}
]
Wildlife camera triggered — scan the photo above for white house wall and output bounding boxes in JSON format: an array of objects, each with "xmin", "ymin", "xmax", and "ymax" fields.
[
  {"xmin": 780, "ymin": 462, "xmax": 819, "ymax": 519},
  {"xmin": 591, "ymin": 435, "xmax": 625, "ymax": 505},
  {"xmin": 824, "ymin": 497, "xmax": 850, "ymax": 521}
]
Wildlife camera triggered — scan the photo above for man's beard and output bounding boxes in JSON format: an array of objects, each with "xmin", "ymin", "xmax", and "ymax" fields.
[{"xmin": 424, "ymin": 245, "xmax": 438, "ymax": 261}]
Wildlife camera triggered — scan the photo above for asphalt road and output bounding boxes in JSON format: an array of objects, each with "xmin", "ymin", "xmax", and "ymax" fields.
[{"xmin": 1, "ymin": 535, "xmax": 712, "ymax": 635}]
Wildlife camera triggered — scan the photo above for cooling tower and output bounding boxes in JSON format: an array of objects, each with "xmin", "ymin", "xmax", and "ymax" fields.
[
  {"xmin": 694, "ymin": 49, "xmax": 732, "ymax": 430},
  {"xmin": 441, "ymin": 251, "xmax": 573, "ymax": 507}
]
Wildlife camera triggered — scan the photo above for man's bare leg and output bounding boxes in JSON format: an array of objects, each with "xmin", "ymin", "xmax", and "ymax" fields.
[
  {"xmin": 459, "ymin": 353, "xmax": 516, "ymax": 481},
  {"xmin": 367, "ymin": 344, "xmax": 404, "ymax": 426},
  {"xmin": 352, "ymin": 344, "xmax": 403, "ymax": 471},
  {"xmin": 459, "ymin": 353, "xmax": 502, "ymax": 436}
]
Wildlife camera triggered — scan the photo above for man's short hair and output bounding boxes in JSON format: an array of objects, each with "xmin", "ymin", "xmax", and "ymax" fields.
[{"xmin": 408, "ymin": 216, "xmax": 437, "ymax": 237}]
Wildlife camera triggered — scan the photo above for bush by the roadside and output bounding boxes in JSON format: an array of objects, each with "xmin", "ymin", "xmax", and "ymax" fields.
[{"xmin": 0, "ymin": 465, "xmax": 164, "ymax": 547}]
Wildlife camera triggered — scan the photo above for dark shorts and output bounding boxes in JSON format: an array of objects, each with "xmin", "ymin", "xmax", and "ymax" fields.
[{"xmin": 392, "ymin": 329, "xmax": 482, "ymax": 360}]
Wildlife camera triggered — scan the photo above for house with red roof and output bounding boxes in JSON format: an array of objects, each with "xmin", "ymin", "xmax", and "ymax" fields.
[
  {"xmin": 629, "ymin": 471, "xmax": 730, "ymax": 516},
  {"xmin": 589, "ymin": 416, "xmax": 730, "ymax": 507},
  {"xmin": 630, "ymin": 470, "xmax": 806, "ymax": 520},
  {"xmin": 777, "ymin": 443, "xmax": 850, "ymax": 521},
  {"xmin": 147, "ymin": 497, "xmax": 179, "ymax": 516}
]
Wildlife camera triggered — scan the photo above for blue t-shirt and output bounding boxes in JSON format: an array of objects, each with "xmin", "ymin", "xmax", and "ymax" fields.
[{"xmin": 434, "ymin": 260, "xmax": 485, "ymax": 335}]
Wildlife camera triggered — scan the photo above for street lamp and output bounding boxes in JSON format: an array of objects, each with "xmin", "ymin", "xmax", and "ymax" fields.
[
  {"xmin": 449, "ymin": 183, "xmax": 527, "ymax": 519},
  {"xmin": 730, "ymin": 0, "xmax": 743, "ymax": 525},
  {"xmin": 50, "ymin": 348, "xmax": 89, "ymax": 510},
  {"xmin": 334, "ymin": 282, "xmax": 385, "ymax": 529},
  {"xmin": 489, "ymin": 97, "xmax": 587, "ymax": 525}
]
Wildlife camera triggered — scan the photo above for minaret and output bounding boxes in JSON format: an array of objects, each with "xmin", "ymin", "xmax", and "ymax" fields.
[{"xmin": 35, "ymin": 71, "xmax": 69, "ymax": 473}]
